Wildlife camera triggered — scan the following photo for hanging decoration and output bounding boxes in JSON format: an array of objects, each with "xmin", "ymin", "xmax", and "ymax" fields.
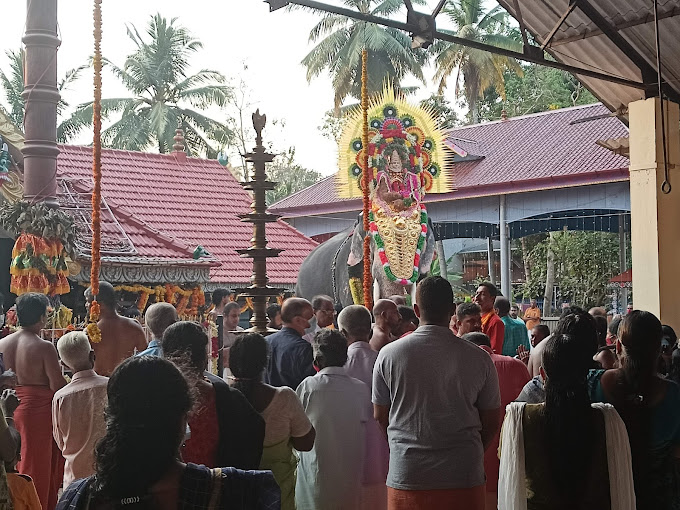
[
  {"xmin": 360, "ymin": 49, "xmax": 372, "ymax": 309},
  {"xmin": 0, "ymin": 201, "xmax": 75, "ymax": 296},
  {"xmin": 87, "ymin": 0, "xmax": 103, "ymax": 344},
  {"xmin": 113, "ymin": 284, "xmax": 205, "ymax": 316}
]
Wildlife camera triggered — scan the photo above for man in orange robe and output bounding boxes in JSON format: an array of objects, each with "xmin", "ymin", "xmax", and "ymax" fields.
[{"xmin": 473, "ymin": 283, "xmax": 505, "ymax": 354}]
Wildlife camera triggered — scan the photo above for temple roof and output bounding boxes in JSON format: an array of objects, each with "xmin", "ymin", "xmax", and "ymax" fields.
[
  {"xmin": 269, "ymin": 103, "xmax": 630, "ymax": 217},
  {"xmin": 56, "ymin": 145, "xmax": 318, "ymax": 285}
]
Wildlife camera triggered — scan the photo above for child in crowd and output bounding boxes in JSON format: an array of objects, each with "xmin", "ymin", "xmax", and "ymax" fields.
[{"xmin": 5, "ymin": 427, "xmax": 41, "ymax": 510}]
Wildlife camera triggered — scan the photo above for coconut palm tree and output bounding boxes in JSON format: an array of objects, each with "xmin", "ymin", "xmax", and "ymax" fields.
[
  {"xmin": 431, "ymin": 0, "xmax": 522, "ymax": 124},
  {"xmin": 63, "ymin": 14, "xmax": 233, "ymax": 157},
  {"xmin": 0, "ymin": 48, "xmax": 86, "ymax": 141},
  {"xmin": 301, "ymin": 0, "xmax": 427, "ymax": 113}
]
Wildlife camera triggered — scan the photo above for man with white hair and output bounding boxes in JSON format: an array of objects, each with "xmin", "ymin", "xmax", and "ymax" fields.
[
  {"xmin": 52, "ymin": 331, "xmax": 108, "ymax": 486},
  {"xmin": 138, "ymin": 302, "xmax": 178, "ymax": 357},
  {"xmin": 338, "ymin": 304, "xmax": 389, "ymax": 510},
  {"xmin": 339, "ymin": 305, "xmax": 377, "ymax": 387}
]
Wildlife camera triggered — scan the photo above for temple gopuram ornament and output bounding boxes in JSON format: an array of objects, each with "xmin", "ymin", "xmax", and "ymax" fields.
[{"xmin": 337, "ymin": 85, "xmax": 453, "ymax": 302}]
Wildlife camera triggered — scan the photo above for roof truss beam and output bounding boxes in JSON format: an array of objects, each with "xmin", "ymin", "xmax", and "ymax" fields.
[
  {"xmin": 266, "ymin": 0, "xmax": 650, "ymax": 92},
  {"xmin": 540, "ymin": 0, "xmax": 577, "ymax": 50},
  {"xmin": 573, "ymin": 0, "xmax": 660, "ymax": 89}
]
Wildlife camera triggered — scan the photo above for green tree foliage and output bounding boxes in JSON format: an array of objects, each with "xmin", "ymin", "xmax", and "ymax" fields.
[
  {"xmin": 266, "ymin": 148, "xmax": 322, "ymax": 205},
  {"xmin": 63, "ymin": 14, "xmax": 233, "ymax": 157},
  {"xmin": 476, "ymin": 64, "xmax": 598, "ymax": 122},
  {"xmin": 301, "ymin": 0, "xmax": 427, "ymax": 112},
  {"xmin": 523, "ymin": 231, "xmax": 621, "ymax": 310},
  {"xmin": 319, "ymin": 109, "xmax": 349, "ymax": 145},
  {"xmin": 0, "ymin": 48, "xmax": 86, "ymax": 141},
  {"xmin": 431, "ymin": 0, "xmax": 522, "ymax": 124},
  {"xmin": 419, "ymin": 94, "xmax": 460, "ymax": 129}
]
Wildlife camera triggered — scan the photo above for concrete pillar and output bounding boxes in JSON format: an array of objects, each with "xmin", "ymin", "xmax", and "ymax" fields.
[
  {"xmin": 500, "ymin": 195, "xmax": 511, "ymax": 298},
  {"xmin": 628, "ymin": 97, "xmax": 680, "ymax": 331},
  {"xmin": 487, "ymin": 237, "xmax": 496, "ymax": 285},
  {"xmin": 22, "ymin": 0, "xmax": 60, "ymax": 205},
  {"xmin": 435, "ymin": 240, "xmax": 447, "ymax": 279}
]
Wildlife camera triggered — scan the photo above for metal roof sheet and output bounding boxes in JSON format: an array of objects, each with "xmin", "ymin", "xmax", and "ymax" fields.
[{"xmin": 496, "ymin": 0, "xmax": 680, "ymax": 113}]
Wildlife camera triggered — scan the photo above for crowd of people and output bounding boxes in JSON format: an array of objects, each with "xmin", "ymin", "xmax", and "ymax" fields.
[{"xmin": 0, "ymin": 278, "xmax": 677, "ymax": 509}]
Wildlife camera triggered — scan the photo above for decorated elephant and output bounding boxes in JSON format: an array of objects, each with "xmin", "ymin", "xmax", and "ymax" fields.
[
  {"xmin": 297, "ymin": 85, "xmax": 451, "ymax": 306},
  {"xmin": 295, "ymin": 217, "xmax": 436, "ymax": 307}
]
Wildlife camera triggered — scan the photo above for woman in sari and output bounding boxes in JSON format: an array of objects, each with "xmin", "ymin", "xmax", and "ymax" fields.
[
  {"xmin": 56, "ymin": 356, "xmax": 279, "ymax": 509},
  {"xmin": 230, "ymin": 333, "xmax": 315, "ymax": 510},
  {"xmin": 590, "ymin": 311, "xmax": 680, "ymax": 510},
  {"xmin": 499, "ymin": 332, "xmax": 635, "ymax": 510}
]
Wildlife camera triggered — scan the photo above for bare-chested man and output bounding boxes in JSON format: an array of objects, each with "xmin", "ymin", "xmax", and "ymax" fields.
[
  {"xmin": 0, "ymin": 293, "xmax": 65, "ymax": 509},
  {"xmin": 85, "ymin": 282, "xmax": 147, "ymax": 377},
  {"xmin": 370, "ymin": 299, "xmax": 402, "ymax": 352}
]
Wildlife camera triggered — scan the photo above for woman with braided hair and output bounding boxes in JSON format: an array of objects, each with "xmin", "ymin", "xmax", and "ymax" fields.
[
  {"xmin": 56, "ymin": 356, "xmax": 279, "ymax": 509},
  {"xmin": 592, "ymin": 311, "xmax": 680, "ymax": 510},
  {"xmin": 229, "ymin": 333, "xmax": 315, "ymax": 510},
  {"xmin": 499, "ymin": 332, "xmax": 635, "ymax": 510}
]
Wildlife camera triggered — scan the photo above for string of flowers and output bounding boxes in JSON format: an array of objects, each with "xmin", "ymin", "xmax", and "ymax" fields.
[
  {"xmin": 361, "ymin": 48, "xmax": 372, "ymax": 310},
  {"xmin": 86, "ymin": 0, "xmax": 103, "ymax": 344},
  {"xmin": 368, "ymin": 204, "xmax": 428, "ymax": 285}
]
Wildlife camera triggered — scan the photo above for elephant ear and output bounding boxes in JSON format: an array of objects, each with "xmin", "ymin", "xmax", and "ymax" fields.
[
  {"xmin": 347, "ymin": 220, "xmax": 365, "ymax": 267},
  {"xmin": 419, "ymin": 226, "xmax": 436, "ymax": 274}
]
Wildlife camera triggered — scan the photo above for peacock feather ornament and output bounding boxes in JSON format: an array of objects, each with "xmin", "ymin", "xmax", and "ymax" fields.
[{"xmin": 336, "ymin": 85, "xmax": 453, "ymax": 286}]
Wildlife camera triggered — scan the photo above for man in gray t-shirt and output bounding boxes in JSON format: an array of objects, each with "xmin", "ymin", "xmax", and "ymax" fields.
[{"xmin": 372, "ymin": 277, "xmax": 501, "ymax": 509}]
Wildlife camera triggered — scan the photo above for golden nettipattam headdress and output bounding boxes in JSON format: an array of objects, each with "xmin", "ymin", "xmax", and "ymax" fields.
[{"xmin": 336, "ymin": 85, "xmax": 453, "ymax": 198}]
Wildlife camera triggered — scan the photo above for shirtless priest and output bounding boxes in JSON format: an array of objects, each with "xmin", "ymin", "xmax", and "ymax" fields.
[
  {"xmin": 0, "ymin": 292, "xmax": 66, "ymax": 510},
  {"xmin": 85, "ymin": 282, "xmax": 147, "ymax": 376}
]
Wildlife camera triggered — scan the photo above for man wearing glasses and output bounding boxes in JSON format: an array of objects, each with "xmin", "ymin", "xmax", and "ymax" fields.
[
  {"xmin": 303, "ymin": 295, "xmax": 336, "ymax": 343},
  {"xmin": 266, "ymin": 298, "xmax": 317, "ymax": 390}
]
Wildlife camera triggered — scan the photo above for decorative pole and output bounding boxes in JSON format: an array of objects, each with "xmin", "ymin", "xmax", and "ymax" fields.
[
  {"xmin": 361, "ymin": 48, "xmax": 373, "ymax": 310},
  {"xmin": 87, "ymin": 0, "xmax": 103, "ymax": 344},
  {"xmin": 22, "ymin": 0, "xmax": 60, "ymax": 205},
  {"xmin": 237, "ymin": 111, "xmax": 282, "ymax": 333}
]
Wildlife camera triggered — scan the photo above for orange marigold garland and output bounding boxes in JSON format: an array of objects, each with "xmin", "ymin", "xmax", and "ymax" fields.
[
  {"xmin": 87, "ymin": 0, "xmax": 103, "ymax": 344},
  {"xmin": 361, "ymin": 48, "xmax": 372, "ymax": 310}
]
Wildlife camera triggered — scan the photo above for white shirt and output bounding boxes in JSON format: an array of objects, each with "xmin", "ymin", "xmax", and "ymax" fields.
[
  {"xmin": 296, "ymin": 367, "xmax": 371, "ymax": 510},
  {"xmin": 345, "ymin": 342, "xmax": 378, "ymax": 389},
  {"xmin": 345, "ymin": 341, "xmax": 390, "ymax": 493},
  {"xmin": 302, "ymin": 323, "xmax": 320, "ymax": 344},
  {"xmin": 52, "ymin": 370, "xmax": 109, "ymax": 486}
]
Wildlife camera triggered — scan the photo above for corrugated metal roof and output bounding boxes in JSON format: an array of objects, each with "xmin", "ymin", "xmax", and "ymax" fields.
[
  {"xmin": 496, "ymin": 0, "xmax": 680, "ymax": 113},
  {"xmin": 57, "ymin": 146, "xmax": 318, "ymax": 284},
  {"xmin": 269, "ymin": 103, "xmax": 629, "ymax": 216}
]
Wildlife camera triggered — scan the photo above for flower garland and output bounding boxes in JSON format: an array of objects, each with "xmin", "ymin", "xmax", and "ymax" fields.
[
  {"xmin": 114, "ymin": 285, "xmax": 154, "ymax": 311},
  {"xmin": 87, "ymin": 0, "xmax": 103, "ymax": 345},
  {"xmin": 369, "ymin": 204, "xmax": 427, "ymax": 285},
  {"xmin": 113, "ymin": 284, "xmax": 203, "ymax": 315},
  {"xmin": 186, "ymin": 287, "xmax": 205, "ymax": 316},
  {"xmin": 361, "ymin": 48, "xmax": 372, "ymax": 310}
]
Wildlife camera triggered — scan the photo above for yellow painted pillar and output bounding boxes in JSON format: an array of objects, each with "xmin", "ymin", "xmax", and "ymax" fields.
[{"xmin": 628, "ymin": 97, "xmax": 680, "ymax": 331}]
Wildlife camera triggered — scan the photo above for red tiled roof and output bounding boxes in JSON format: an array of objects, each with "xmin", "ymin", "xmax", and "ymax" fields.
[
  {"xmin": 610, "ymin": 269, "xmax": 632, "ymax": 284},
  {"xmin": 57, "ymin": 146, "xmax": 318, "ymax": 284},
  {"xmin": 269, "ymin": 103, "xmax": 630, "ymax": 217},
  {"xmin": 59, "ymin": 178, "xmax": 212, "ymax": 265}
]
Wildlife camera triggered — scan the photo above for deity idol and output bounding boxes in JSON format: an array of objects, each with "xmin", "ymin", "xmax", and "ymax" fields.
[{"xmin": 334, "ymin": 85, "xmax": 453, "ymax": 302}]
